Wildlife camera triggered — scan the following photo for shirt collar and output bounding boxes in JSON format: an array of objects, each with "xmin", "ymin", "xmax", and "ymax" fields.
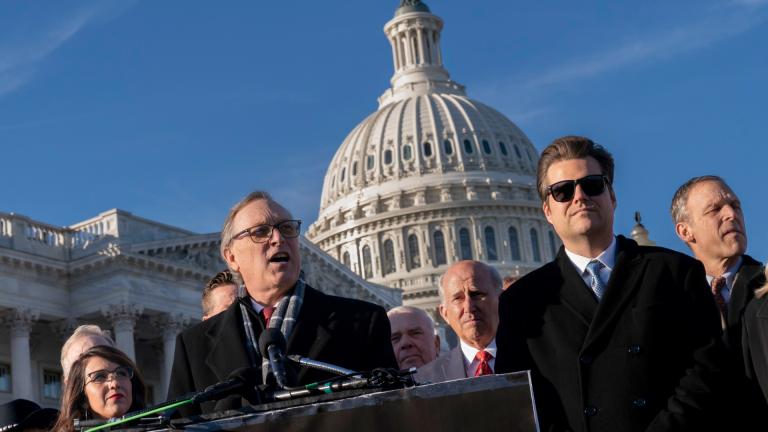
[
  {"xmin": 564, "ymin": 235, "xmax": 617, "ymax": 275},
  {"xmin": 459, "ymin": 338, "xmax": 497, "ymax": 363},
  {"xmin": 705, "ymin": 256, "xmax": 743, "ymax": 288}
]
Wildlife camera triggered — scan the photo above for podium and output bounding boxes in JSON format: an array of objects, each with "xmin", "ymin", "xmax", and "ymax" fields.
[{"xmin": 133, "ymin": 371, "xmax": 538, "ymax": 431}]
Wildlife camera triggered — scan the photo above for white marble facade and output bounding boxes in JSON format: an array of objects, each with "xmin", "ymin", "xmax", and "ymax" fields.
[{"xmin": 0, "ymin": 209, "xmax": 400, "ymax": 407}]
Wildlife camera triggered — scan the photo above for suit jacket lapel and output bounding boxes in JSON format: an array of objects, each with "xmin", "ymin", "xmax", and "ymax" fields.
[
  {"xmin": 583, "ymin": 237, "xmax": 645, "ymax": 350},
  {"xmin": 286, "ymin": 286, "xmax": 333, "ymax": 382},
  {"xmin": 729, "ymin": 255, "xmax": 764, "ymax": 329},
  {"xmin": 205, "ymin": 300, "xmax": 253, "ymax": 381},
  {"xmin": 448, "ymin": 347, "xmax": 467, "ymax": 379},
  {"xmin": 556, "ymin": 249, "xmax": 597, "ymax": 326}
]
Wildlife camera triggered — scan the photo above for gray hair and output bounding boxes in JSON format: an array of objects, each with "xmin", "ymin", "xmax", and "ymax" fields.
[
  {"xmin": 670, "ymin": 175, "xmax": 729, "ymax": 223},
  {"xmin": 60, "ymin": 324, "xmax": 116, "ymax": 379},
  {"xmin": 387, "ymin": 305, "xmax": 436, "ymax": 328},
  {"xmin": 220, "ymin": 191, "xmax": 274, "ymax": 284},
  {"xmin": 438, "ymin": 261, "xmax": 503, "ymax": 305}
]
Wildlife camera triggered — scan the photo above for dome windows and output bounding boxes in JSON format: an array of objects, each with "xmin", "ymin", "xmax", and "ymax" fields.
[
  {"xmin": 484, "ymin": 226, "xmax": 498, "ymax": 261},
  {"xmin": 384, "ymin": 149, "xmax": 393, "ymax": 165},
  {"xmin": 366, "ymin": 155, "xmax": 375, "ymax": 170},
  {"xmin": 508, "ymin": 226, "xmax": 522, "ymax": 261},
  {"xmin": 408, "ymin": 234, "xmax": 421, "ymax": 269},
  {"xmin": 530, "ymin": 228, "xmax": 542, "ymax": 262},
  {"xmin": 513, "ymin": 144, "xmax": 522, "ymax": 159},
  {"xmin": 382, "ymin": 239, "xmax": 396, "ymax": 275},
  {"xmin": 340, "ymin": 167, "xmax": 346, "ymax": 182},
  {"xmin": 459, "ymin": 228, "xmax": 473, "ymax": 260},
  {"xmin": 499, "ymin": 141, "xmax": 508, "ymax": 156},
  {"xmin": 482, "ymin": 139, "xmax": 492, "ymax": 154},
  {"xmin": 423, "ymin": 141, "xmax": 433, "ymax": 157},
  {"xmin": 352, "ymin": 162, "xmax": 358, "ymax": 176},
  {"xmin": 403, "ymin": 144, "xmax": 413, "ymax": 161},
  {"xmin": 463, "ymin": 139, "xmax": 473, "ymax": 154},
  {"xmin": 433, "ymin": 231, "xmax": 447, "ymax": 265},
  {"xmin": 362, "ymin": 245, "xmax": 373, "ymax": 278},
  {"xmin": 443, "ymin": 139, "xmax": 453, "ymax": 155}
]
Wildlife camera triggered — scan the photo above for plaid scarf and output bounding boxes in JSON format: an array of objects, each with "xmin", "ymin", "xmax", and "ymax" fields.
[{"xmin": 239, "ymin": 279, "xmax": 306, "ymax": 384}]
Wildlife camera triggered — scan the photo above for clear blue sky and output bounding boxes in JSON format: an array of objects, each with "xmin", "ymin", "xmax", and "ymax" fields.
[{"xmin": 1, "ymin": 0, "xmax": 766, "ymax": 260}]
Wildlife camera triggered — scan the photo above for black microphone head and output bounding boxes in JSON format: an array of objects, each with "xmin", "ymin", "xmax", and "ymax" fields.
[{"xmin": 258, "ymin": 328, "xmax": 287, "ymax": 357}]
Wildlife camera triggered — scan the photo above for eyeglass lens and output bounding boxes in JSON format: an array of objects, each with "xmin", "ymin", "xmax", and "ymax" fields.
[
  {"xmin": 549, "ymin": 175, "xmax": 606, "ymax": 202},
  {"xmin": 88, "ymin": 367, "xmax": 133, "ymax": 384},
  {"xmin": 249, "ymin": 220, "xmax": 301, "ymax": 241}
]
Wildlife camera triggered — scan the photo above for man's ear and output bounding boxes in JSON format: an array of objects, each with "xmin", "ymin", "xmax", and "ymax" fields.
[
  {"xmin": 675, "ymin": 222, "xmax": 695, "ymax": 244},
  {"xmin": 222, "ymin": 248, "xmax": 240, "ymax": 273},
  {"xmin": 438, "ymin": 304, "xmax": 449, "ymax": 324},
  {"xmin": 542, "ymin": 200, "xmax": 553, "ymax": 224}
]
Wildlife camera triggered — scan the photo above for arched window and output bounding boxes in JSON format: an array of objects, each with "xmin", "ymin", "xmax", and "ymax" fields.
[
  {"xmin": 482, "ymin": 140, "xmax": 491, "ymax": 154},
  {"xmin": 499, "ymin": 141, "xmax": 508, "ymax": 156},
  {"xmin": 463, "ymin": 139, "xmax": 473, "ymax": 154},
  {"xmin": 513, "ymin": 144, "xmax": 522, "ymax": 159},
  {"xmin": 352, "ymin": 162, "xmax": 358, "ymax": 176},
  {"xmin": 384, "ymin": 149, "xmax": 393, "ymax": 165},
  {"xmin": 530, "ymin": 228, "xmax": 542, "ymax": 262},
  {"xmin": 383, "ymin": 239, "xmax": 396, "ymax": 275},
  {"xmin": 342, "ymin": 251, "xmax": 351, "ymax": 268},
  {"xmin": 403, "ymin": 145, "xmax": 412, "ymax": 161},
  {"xmin": 548, "ymin": 231, "xmax": 558, "ymax": 258},
  {"xmin": 484, "ymin": 226, "xmax": 498, "ymax": 261},
  {"xmin": 340, "ymin": 168, "xmax": 346, "ymax": 182},
  {"xmin": 408, "ymin": 234, "xmax": 421, "ymax": 269},
  {"xmin": 508, "ymin": 227, "xmax": 521, "ymax": 261},
  {"xmin": 423, "ymin": 142, "xmax": 433, "ymax": 157},
  {"xmin": 362, "ymin": 246, "xmax": 373, "ymax": 278},
  {"xmin": 443, "ymin": 139, "xmax": 453, "ymax": 155},
  {"xmin": 433, "ymin": 231, "xmax": 447, "ymax": 265},
  {"xmin": 459, "ymin": 228, "xmax": 473, "ymax": 260},
  {"xmin": 366, "ymin": 155, "xmax": 374, "ymax": 170}
]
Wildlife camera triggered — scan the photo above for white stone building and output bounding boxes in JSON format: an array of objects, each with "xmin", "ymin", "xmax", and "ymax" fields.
[
  {"xmin": 0, "ymin": 209, "xmax": 399, "ymax": 407},
  {"xmin": 306, "ymin": 0, "xmax": 558, "ymax": 327}
]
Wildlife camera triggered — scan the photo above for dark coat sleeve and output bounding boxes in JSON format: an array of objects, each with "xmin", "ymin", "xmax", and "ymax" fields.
[{"xmin": 167, "ymin": 332, "xmax": 203, "ymax": 417}]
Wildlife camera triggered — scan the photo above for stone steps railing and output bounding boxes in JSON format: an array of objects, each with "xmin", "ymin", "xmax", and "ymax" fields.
[{"xmin": 0, "ymin": 212, "xmax": 109, "ymax": 260}]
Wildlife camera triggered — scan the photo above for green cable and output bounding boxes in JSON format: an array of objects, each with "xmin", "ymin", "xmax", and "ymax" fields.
[{"xmin": 84, "ymin": 399, "xmax": 193, "ymax": 432}]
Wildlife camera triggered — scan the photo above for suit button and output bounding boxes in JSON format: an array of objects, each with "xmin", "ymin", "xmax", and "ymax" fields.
[
  {"xmin": 579, "ymin": 355, "xmax": 593, "ymax": 364},
  {"xmin": 628, "ymin": 344, "xmax": 641, "ymax": 354},
  {"xmin": 583, "ymin": 405, "xmax": 599, "ymax": 417},
  {"xmin": 632, "ymin": 398, "xmax": 647, "ymax": 408}
]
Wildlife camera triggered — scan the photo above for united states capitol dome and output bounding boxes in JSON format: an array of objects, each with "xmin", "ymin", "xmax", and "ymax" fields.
[{"xmin": 307, "ymin": 0, "xmax": 558, "ymax": 313}]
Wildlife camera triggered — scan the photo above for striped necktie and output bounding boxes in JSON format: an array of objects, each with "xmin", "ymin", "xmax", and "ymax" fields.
[{"xmin": 586, "ymin": 260, "xmax": 606, "ymax": 300}]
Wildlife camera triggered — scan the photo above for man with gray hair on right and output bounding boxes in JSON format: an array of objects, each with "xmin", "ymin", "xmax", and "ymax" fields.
[
  {"xmin": 60, "ymin": 324, "xmax": 115, "ymax": 383},
  {"xmin": 416, "ymin": 260, "xmax": 501, "ymax": 383}
]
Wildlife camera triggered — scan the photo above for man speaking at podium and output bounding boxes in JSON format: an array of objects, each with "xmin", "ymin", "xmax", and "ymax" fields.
[{"xmin": 168, "ymin": 191, "xmax": 397, "ymax": 416}]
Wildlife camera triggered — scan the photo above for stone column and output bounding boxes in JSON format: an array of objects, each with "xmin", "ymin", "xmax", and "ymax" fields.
[
  {"xmin": 153, "ymin": 314, "xmax": 190, "ymax": 396},
  {"xmin": 102, "ymin": 304, "xmax": 143, "ymax": 361},
  {"xmin": 6, "ymin": 309, "xmax": 39, "ymax": 400}
]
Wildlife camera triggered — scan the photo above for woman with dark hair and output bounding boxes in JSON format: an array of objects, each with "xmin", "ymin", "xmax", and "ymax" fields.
[{"xmin": 53, "ymin": 345, "xmax": 146, "ymax": 431}]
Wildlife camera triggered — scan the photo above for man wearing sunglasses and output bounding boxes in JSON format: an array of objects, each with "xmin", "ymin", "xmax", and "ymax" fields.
[
  {"xmin": 168, "ymin": 191, "xmax": 397, "ymax": 416},
  {"xmin": 496, "ymin": 136, "xmax": 730, "ymax": 432}
]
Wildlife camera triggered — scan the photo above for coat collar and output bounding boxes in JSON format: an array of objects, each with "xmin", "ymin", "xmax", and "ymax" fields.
[{"xmin": 728, "ymin": 255, "xmax": 765, "ymax": 328}]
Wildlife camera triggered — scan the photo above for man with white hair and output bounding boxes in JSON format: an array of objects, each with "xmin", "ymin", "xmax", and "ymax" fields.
[
  {"xmin": 60, "ymin": 324, "xmax": 115, "ymax": 383},
  {"xmin": 387, "ymin": 306, "xmax": 440, "ymax": 369},
  {"xmin": 416, "ymin": 260, "xmax": 501, "ymax": 383}
]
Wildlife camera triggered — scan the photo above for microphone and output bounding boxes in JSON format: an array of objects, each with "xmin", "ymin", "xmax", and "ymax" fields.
[
  {"xmin": 258, "ymin": 328, "xmax": 290, "ymax": 389},
  {"xmin": 192, "ymin": 367, "xmax": 262, "ymax": 404},
  {"xmin": 286, "ymin": 354, "xmax": 358, "ymax": 376}
]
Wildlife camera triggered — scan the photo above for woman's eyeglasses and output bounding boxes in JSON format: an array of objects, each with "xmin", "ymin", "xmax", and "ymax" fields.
[
  {"xmin": 546, "ymin": 175, "xmax": 609, "ymax": 203},
  {"xmin": 85, "ymin": 366, "xmax": 133, "ymax": 385}
]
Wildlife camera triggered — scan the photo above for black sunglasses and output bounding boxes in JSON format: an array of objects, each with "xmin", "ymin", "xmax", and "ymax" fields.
[{"xmin": 546, "ymin": 175, "xmax": 609, "ymax": 203}]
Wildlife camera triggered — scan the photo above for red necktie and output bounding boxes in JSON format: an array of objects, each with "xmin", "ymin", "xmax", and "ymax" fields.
[
  {"xmin": 474, "ymin": 351, "xmax": 494, "ymax": 376},
  {"xmin": 711, "ymin": 276, "xmax": 728, "ymax": 324},
  {"xmin": 262, "ymin": 306, "xmax": 275, "ymax": 326}
]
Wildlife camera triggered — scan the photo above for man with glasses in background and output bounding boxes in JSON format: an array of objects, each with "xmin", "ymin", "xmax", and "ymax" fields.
[
  {"xmin": 496, "ymin": 136, "xmax": 730, "ymax": 432},
  {"xmin": 169, "ymin": 191, "xmax": 397, "ymax": 416}
]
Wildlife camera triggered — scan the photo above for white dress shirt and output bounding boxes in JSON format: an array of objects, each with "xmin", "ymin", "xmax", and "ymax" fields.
[
  {"xmin": 460, "ymin": 338, "xmax": 497, "ymax": 376},
  {"xmin": 564, "ymin": 236, "xmax": 617, "ymax": 295}
]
